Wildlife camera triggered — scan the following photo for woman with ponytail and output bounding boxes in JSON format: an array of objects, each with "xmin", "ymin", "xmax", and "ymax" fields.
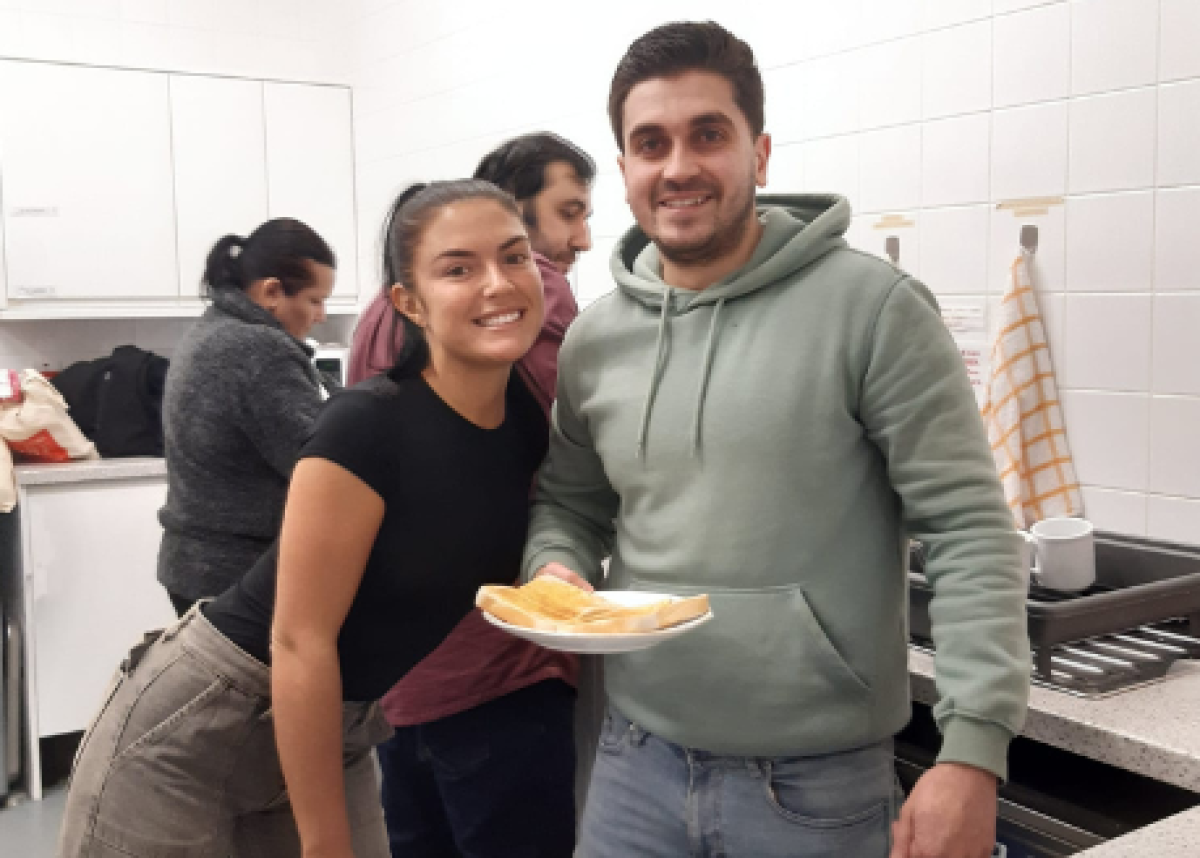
[
  {"xmin": 371, "ymin": 186, "xmax": 578, "ymax": 855},
  {"xmin": 60, "ymin": 182, "xmax": 555, "ymax": 858},
  {"xmin": 157, "ymin": 218, "xmax": 336, "ymax": 617}
]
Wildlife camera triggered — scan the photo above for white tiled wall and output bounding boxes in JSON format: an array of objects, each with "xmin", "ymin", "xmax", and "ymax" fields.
[
  {"xmin": 342, "ymin": 1, "xmax": 1200, "ymax": 544},
  {"xmin": 0, "ymin": 0, "xmax": 355, "ymax": 368}
]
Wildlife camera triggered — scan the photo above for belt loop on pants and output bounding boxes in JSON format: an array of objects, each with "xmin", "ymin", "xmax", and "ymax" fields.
[
  {"xmin": 160, "ymin": 600, "xmax": 204, "ymax": 642},
  {"xmin": 628, "ymin": 721, "xmax": 649, "ymax": 746}
]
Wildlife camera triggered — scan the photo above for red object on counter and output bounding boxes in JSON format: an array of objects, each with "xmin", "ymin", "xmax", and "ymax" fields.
[{"xmin": 8, "ymin": 428, "xmax": 71, "ymax": 463}]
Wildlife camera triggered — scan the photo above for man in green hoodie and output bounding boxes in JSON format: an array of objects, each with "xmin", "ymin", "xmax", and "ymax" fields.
[{"xmin": 522, "ymin": 21, "xmax": 1030, "ymax": 858}]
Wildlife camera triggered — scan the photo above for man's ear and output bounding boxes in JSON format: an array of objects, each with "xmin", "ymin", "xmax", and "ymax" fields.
[{"xmin": 754, "ymin": 133, "xmax": 772, "ymax": 188}]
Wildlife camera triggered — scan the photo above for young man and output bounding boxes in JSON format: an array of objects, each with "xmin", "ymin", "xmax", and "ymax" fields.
[
  {"xmin": 347, "ymin": 131, "xmax": 594, "ymax": 410},
  {"xmin": 523, "ymin": 22, "xmax": 1029, "ymax": 858}
]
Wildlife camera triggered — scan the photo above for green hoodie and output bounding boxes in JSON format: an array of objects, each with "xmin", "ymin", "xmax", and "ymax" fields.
[{"xmin": 523, "ymin": 194, "xmax": 1029, "ymax": 779}]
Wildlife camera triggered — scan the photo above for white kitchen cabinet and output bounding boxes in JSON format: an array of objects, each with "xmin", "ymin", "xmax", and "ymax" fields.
[
  {"xmin": 26, "ymin": 479, "xmax": 173, "ymax": 739},
  {"xmin": 264, "ymin": 83, "xmax": 359, "ymax": 300},
  {"xmin": 170, "ymin": 76, "xmax": 269, "ymax": 299},
  {"xmin": 0, "ymin": 193, "xmax": 7, "ymax": 311},
  {"xmin": 4, "ymin": 462, "xmax": 175, "ymax": 798},
  {"xmin": 0, "ymin": 61, "xmax": 179, "ymax": 302}
]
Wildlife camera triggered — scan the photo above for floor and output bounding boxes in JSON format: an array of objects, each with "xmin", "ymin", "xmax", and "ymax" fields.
[{"xmin": 0, "ymin": 788, "xmax": 65, "ymax": 857}]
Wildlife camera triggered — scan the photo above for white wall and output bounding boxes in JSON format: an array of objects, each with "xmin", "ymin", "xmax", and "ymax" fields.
[
  {"xmin": 349, "ymin": 0, "xmax": 1200, "ymax": 544},
  {"xmin": 0, "ymin": 0, "xmax": 356, "ymax": 367},
  {"xmin": 0, "ymin": 0, "xmax": 352, "ymax": 84}
]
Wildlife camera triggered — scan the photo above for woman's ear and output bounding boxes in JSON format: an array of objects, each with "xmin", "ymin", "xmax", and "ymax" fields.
[
  {"xmin": 391, "ymin": 284, "xmax": 424, "ymax": 327},
  {"xmin": 248, "ymin": 277, "xmax": 284, "ymax": 311}
]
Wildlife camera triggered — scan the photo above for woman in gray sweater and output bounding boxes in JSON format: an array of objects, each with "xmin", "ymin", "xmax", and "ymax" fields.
[{"xmin": 157, "ymin": 219, "xmax": 336, "ymax": 615}]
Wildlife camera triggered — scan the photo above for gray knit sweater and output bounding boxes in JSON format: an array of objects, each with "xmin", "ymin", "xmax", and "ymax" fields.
[{"xmin": 157, "ymin": 289, "xmax": 324, "ymax": 601}]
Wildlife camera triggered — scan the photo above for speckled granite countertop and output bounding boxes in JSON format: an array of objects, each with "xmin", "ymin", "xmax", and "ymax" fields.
[
  {"xmin": 1075, "ymin": 804, "xmax": 1200, "ymax": 856},
  {"xmin": 13, "ymin": 457, "xmax": 166, "ymax": 486},
  {"xmin": 910, "ymin": 648, "xmax": 1200, "ymax": 854},
  {"xmin": 909, "ymin": 649, "xmax": 1200, "ymax": 791}
]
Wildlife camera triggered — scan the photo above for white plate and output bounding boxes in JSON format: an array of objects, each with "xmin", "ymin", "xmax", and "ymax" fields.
[{"xmin": 481, "ymin": 590, "xmax": 714, "ymax": 654}]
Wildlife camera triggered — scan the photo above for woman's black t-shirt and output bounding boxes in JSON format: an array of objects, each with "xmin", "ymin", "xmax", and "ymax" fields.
[{"xmin": 202, "ymin": 372, "xmax": 548, "ymax": 702}]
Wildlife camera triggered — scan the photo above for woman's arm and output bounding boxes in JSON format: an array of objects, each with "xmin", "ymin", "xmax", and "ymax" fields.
[{"xmin": 271, "ymin": 457, "xmax": 385, "ymax": 858}]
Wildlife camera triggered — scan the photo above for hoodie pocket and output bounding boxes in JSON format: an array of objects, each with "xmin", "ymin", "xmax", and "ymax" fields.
[{"xmin": 606, "ymin": 582, "xmax": 872, "ymax": 754}]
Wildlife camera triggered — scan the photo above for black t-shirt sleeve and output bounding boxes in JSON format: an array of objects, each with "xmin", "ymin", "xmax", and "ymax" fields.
[{"xmin": 298, "ymin": 390, "xmax": 394, "ymax": 499}]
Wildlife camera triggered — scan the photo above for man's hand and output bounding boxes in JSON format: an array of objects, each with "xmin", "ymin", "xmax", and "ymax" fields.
[
  {"xmin": 890, "ymin": 762, "xmax": 998, "ymax": 858},
  {"xmin": 535, "ymin": 562, "xmax": 594, "ymax": 592}
]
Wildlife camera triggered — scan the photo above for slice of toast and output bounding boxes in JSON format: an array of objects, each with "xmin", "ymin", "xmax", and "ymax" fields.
[{"xmin": 477, "ymin": 577, "xmax": 710, "ymax": 634}]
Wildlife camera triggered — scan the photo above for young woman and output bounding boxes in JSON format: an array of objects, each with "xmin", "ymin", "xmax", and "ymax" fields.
[
  {"xmin": 157, "ymin": 218, "xmax": 336, "ymax": 616},
  {"xmin": 370, "ymin": 181, "xmax": 578, "ymax": 857},
  {"xmin": 59, "ymin": 180, "xmax": 554, "ymax": 858}
]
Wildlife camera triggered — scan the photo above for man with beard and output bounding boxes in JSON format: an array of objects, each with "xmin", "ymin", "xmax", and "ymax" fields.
[
  {"xmin": 348, "ymin": 131, "xmax": 594, "ymax": 410},
  {"xmin": 521, "ymin": 21, "xmax": 1029, "ymax": 858}
]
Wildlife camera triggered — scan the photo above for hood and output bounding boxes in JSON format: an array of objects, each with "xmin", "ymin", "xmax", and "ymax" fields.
[
  {"xmin": 611, "ymin": 193, "xmax": 851, "ymax": 312},
  {"xmin": 607, "ymin": 193, "xmax": 851, "ymax": 459}
]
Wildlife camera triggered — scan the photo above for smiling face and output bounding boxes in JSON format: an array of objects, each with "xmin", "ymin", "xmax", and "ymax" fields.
[
  {"xmin": 393, "ymin": 198, "xmax": 545, "ymax": 373},
  {"xmin": 619, "ymin": 70, "xmax": 770, "ymax": 270}
]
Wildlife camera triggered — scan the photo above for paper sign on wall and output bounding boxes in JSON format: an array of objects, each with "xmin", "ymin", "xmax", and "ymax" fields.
[{"xmin": 940, "ymin": 298, "xmax": 989, "ymax": 404}]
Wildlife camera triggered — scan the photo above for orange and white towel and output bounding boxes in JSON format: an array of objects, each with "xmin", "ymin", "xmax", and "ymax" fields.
[{"xmin": 981, "ymin": 252, "xmax": 1083, "ymax": 528}]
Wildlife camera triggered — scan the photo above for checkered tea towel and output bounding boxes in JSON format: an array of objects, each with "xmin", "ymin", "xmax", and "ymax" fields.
[{"xmin": 981, "ymin": 252, "xmax": 1083, "ymax": 528}]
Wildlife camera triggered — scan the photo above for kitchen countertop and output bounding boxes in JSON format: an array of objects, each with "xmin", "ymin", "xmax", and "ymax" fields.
[
  {"xmin": 909, "ymin": 648, "xmax": 1200, "ymax": 791},
  {"xmin": 909, "ymin": 648, "xmax": 1200, "ymax": 855},
  {"xmin": 13, "ymin": 456, "xmax": 166, "ymax": 486},
  {"xmin": 1074, "ymin": 805, "xmax": 1200, "ymax": 856}
]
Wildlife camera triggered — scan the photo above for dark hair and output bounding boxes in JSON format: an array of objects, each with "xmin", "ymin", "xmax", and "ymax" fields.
[
  {"xmin": 379, "ymin": 180, "xmax": 521, "ymax": 379},
  {"xmin": 201, "ymin": 218, "xmax": 335, "ymax": 300},
  {"xmin": 607, "ymin": 21, "xmax": 765, "ymax": 151},
  {"xmin": 472, "ymin": 133, "xmax": 596, "ymax": 207}
]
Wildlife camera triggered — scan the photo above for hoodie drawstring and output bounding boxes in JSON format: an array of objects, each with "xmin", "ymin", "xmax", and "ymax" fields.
[
  {"xmin": 637, "ymin": 293, "xmax": 725, "ymax": 460},
  {"xmin": 691, "ymin": 298, "xmax": 724, "ymax": 456},
  {"xmin": 636, "ymin": 291, "xmax": 673, "ymax": 459}
]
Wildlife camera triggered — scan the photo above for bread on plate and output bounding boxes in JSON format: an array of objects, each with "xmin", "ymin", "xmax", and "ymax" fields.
[{"xmin": 477, "ymin": 576, "xmax": 709, "ymax": 634}]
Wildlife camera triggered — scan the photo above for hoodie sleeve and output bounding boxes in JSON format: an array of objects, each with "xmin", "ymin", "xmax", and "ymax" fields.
[
  {"xmin": 521, "ymin": 332, "xmax": 618, "ymax": 584},
  {"xmin": 859, "ymin": 276, "xmax": 1030, "ymax": 782},
  {"xmin": 348, "ymin": 291, "xmax": 404, "ymax": 387}
]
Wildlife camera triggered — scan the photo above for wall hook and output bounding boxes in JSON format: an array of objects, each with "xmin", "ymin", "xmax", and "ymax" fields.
[
  {"xmin": 885, "ymin": 235, "xmax": 900, "ymax": 265},
  {"xmin": 1020, "ymin": 224, "xmax": 1039, "ymax": 254}
]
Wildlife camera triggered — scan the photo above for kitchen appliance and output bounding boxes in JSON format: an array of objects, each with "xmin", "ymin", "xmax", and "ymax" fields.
[
  {"xmin": 0, "ymin": 601, "xmax": 20, "ymax": 803},
  {"xmin": 1, "ymin": 503, "xmax": 22, "ymax": 804},
  {"xmin": 909, "ymin": 532, "xmax": 1200, "ymax": 696},
  {"xmin": 312, "ymin": 344, "xmax": 349, "ymax": 387},
  {"xmin": 895, "ymin": 702, "xmax": 1200, "ymax": 857}
]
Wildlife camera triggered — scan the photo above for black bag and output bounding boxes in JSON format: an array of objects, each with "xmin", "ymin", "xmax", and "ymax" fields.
[{"xmin": 51, "ymin": 346, "xmax": 170, "ymax": 457}]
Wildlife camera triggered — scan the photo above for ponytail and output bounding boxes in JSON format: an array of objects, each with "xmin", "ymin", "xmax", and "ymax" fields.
[
  {"xmin": 202, "ymin": 234, "xmax": 246, "ymax": 293},
  {"xmin": 381, "ymin": 183, "xmax": 429, "ymax": 380}
]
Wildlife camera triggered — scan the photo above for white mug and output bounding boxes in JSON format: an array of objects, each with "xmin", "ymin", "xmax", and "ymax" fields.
[{"xmin": 1021, "ymin": 517, "xmax": 1096, "ymax": 593}]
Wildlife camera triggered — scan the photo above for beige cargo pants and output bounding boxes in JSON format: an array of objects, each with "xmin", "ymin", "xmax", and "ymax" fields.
[{"xmin": 57, "ymin": 606, "xmax": 393, "ymax": 857}]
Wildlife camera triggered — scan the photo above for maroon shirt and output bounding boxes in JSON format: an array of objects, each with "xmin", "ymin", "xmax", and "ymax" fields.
[{"xmin": 348, "ymin": 253, "xmax": 580, "ymax": 726}]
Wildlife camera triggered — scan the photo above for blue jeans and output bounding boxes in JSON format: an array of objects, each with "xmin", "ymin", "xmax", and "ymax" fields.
[
  {"xmin": 578, "ymin": 706, "xmax": 900, "ymax": 858},
  {"xmin": 376, "ymin": 679, "xmax": 576, "ymax": 858}
]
